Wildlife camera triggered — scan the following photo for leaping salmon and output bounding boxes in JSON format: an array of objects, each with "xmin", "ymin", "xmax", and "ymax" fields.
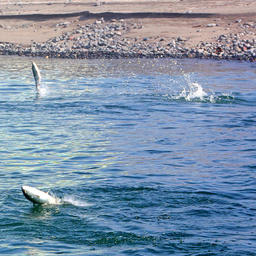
[
  {"xmin": 31, "ymin": 61, "xmax": 41, "ymax": 88},
  {"xmin": 21, "ymin": 185, "xmax": 61, "ymax": 205}
]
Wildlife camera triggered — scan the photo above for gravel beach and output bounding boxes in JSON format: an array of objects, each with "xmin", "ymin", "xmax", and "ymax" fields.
[{"xmin": 0, "ymin": 0, "xmax": 256, "ymax": 61}]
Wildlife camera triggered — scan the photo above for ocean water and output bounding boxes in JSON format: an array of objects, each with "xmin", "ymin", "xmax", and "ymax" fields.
[{"xmin": 0, "ymin": 56, "xmax": 255, "ymax": 255}]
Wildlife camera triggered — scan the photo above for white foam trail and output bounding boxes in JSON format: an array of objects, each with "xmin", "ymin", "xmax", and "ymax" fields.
[{"xmin": 61, "ymin": 195, "xmax": 92, "ymax": 207}]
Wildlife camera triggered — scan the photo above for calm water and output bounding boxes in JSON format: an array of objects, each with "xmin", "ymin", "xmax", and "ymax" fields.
[{"xmin": 0, "ymin": 56, "xmax": 255, "ymax": 255}]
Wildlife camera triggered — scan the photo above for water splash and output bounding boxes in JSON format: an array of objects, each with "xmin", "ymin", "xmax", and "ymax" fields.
[
  {"xmin": 173, "ymin": 82, "xmax": 236, "ymax": 104},
  {"xmin": 179, "ymin": 82, "xmax": 208, "ymax": 101},
  {"xmin": 36, "ymin": 84, "xmax": 49, "ymax": 98},
  {"xmin": 164, "ymin": 72, "xmax": 236, "ymax": 104},
  {"xmin": 61, "ymin": 195, "xmax": 92, "ymax": 207},
  {"xmin": 38, "ymin": 191, "xmax": 91, "ymax": 207}
]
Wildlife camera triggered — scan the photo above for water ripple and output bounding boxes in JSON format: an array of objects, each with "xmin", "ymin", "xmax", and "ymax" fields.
[{"xmin": 0, "ymin": 57, "xmax": 255, "ymax": 255}]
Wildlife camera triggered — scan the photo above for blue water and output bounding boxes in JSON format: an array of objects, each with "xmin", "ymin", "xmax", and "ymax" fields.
[{"xmin": 0, "ymin": 56, "xmax": 255, "ymax": 255}]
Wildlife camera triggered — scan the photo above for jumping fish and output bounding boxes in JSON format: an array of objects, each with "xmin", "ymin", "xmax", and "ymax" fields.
[
  {"xmin": 31, "ymin": 61, "xmax": 41, "ymax": 88},
  {"xmin": 21, "ymin": 185, "xmax": 61, "ymax": 205}
]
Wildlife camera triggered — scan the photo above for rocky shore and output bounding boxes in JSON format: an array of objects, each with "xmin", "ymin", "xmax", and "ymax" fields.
[{"xmin": 0, "ymin": 18, "xmax": 256, "ymax": 61}]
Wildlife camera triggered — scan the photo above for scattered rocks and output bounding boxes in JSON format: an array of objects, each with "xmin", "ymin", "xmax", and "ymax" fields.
[
  {"xmin": 56, "ymin": 21, "xmax": 71, "ymax": 28},
  {"xmin": 0, "ymin": 19, "xmax": 255, "ymax": 61}
]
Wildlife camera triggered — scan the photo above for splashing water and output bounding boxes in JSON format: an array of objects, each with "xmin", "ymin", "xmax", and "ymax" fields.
[
  {"xmin": 165, "ymin": 72, "xmax": 235, "ymax": 104},
  {"xmin": 37, "ymin": 84, "xmax": 49, "ymax": 97},
  {"xmin": 179, "ymin": 82, "xmax": 208, "ymax": 101},
  {"xmin": 1, "ymin": 57, "xmax": 256, "ymax": 255},
  {"xmin": 43, "ymin": 192, "xmax": 91, "ymax": 207},
  {"xmin": 61, "ymin": 195, "xmax": 92, "ymax": 207},
  {"xmin": 177, "ymin": 81, "xmax": 236, "ymax": 104},
  {"xmin": 168, "ymin": 72, "xmax": 210, "ymax": 102}
]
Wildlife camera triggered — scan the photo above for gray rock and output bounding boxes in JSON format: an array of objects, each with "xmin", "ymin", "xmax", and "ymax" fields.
[
  {"xmin": 0, "ymin": 18, "xmax": 255, "ymax": 61},
  {"xmin": 95, "ymin": 20, "xmax": 102, "ymax": 25},
  {"xmin": 243, "ymin": 22, "xmax": 254, "ymax": 27},
  {"xmin": 177, "ymin": 36, "xmax": 186, "ymax": 42}
]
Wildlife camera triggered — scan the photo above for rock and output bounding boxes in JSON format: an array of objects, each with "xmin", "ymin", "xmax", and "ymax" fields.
[
  {"xmin": 56, "ymin": 22, "xmax": 70, "ymax": 28},
  {"xmin": 243, "ymin": 22, "xmax": 254, "ymax": 27},
  {"xmin": 218, "ymin": 34, "xmax": 227, "ymax": 41},
  {"xmin": 207, "ymin": 23, "xmax": 217, "ymax": 27},
  {"xmin": 63, "ymin": 21, "xmax": 70, "ymax": 26},
  {"xmin": 0, "ymin": 18, "xmax": 255, "ymax": 61},
  {"xmin": 115, "ymin": 31, "xmax": 122, "ymax": 36},
  {"xmin": 95, "ymin": 20, "xmax": 102, "ymax": 25},
  {"xmin": 52, "ymin": 37, "xmax": 59, "ymax": 43},
  {"xmin": 94, "ymin": 0, "xmax": 102, "ymax": 6},
  {"xmin": 234, "ymin": 46, "xmax": 241, "ymax": 52}
]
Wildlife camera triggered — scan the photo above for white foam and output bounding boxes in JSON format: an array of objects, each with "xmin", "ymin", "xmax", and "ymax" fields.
[
  {"xmin": 61, "ymin": 195, "xmax": 92, "ymax": 207},
  {"xmin": 185, "ymin": 82, "xmax": 208, "ymax": 101},
  {"xmin": 37, "ymin": 84, "xmax": 49, "ymax": 97},
  {"xmin": 173, "ymin": 82, "xmax": 208, "ymax": 102}
]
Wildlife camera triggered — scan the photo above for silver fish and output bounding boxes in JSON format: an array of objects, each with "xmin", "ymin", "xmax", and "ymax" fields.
[
  {"xmin": 31, "ymin": 61, "xmax": 41, "ymax": 88},
  {"xmin": 21, "ymin": 185, "xmax": 61, "ymax": 205}
]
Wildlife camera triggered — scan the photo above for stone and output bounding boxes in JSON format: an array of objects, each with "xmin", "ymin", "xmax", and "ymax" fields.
[
  {"xmin": 115, "ymin": 31, "xmax": 122, "ymax": 36},
  {"xmin": 243, "ymin": 22, "xmax": 254, "ymax": 27},
  {"xmin": 177, "ymin": 36, "xmax": 186, "ymax": 41},
  {"xmin": 218, "ymin": 34, "xmax": 227, "ymax": 41},
  {"xmin": 0, "ymin": 18, "xmax": 254, "ymax": 61},
  {"xmin": 207, "ymin": 23, "xmax": 217, "ymax": 27}
]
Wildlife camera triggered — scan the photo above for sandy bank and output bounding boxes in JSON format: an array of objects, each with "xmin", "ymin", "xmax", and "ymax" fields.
[{"xmin": 0, "ymin": 0, "xmax": 255, "ymax": 60}]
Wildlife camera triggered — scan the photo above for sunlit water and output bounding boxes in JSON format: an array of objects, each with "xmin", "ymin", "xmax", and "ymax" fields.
[{"xmin": 0, "ymin": 56, "xmax": 255, "ymax": 255}]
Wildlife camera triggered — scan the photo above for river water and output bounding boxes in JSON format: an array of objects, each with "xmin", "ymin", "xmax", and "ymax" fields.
[{"xmin": 0, "ymin": 56, "xmax": 255, "ymax": 255}]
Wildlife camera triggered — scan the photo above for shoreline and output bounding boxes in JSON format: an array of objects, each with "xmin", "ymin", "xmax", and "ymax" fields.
[
  {"xmin": 0, "ymin": 1, "xmax": 255, "ymax": 61},
  {"xmin": 0, "ymin": 18, "xmax": 255, "ymax": 62}
]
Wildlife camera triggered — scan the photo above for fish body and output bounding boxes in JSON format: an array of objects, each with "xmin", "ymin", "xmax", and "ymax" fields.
[
  {"xmin": 21, "ymin": 185, "xmax": 60, "ymax": 205},
  {"xmin": 31, "ymin": 62, "xmax": 41, "ymax": 88}
]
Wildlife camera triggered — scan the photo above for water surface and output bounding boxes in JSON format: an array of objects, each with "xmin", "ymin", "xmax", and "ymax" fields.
[{"xmin": 0, "ymin": 57, "xmax": 255, "ymax": 255}]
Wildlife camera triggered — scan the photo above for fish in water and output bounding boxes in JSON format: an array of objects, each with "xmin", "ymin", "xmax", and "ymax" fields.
[
  {"xmin": 21, "ymin": 185, "xmax": 61, "ymax": 205},
  {"xmin": 31, "ymin": 61, "xmax": 41, "ymax": 88}
]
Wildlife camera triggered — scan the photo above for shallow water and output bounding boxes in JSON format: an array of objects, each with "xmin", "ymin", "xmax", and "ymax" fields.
[{"xmin": 0, "ymin": 56, "xmax": 255, "ymax": 255}]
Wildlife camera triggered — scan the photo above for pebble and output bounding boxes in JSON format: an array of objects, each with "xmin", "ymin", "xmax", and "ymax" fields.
[
  {"xmin": 0, "ymin": 19, "xmax": 255, "ymax": 61},
  {"xmin": 207, "ymin": 23, "xmax": 217, "ymax": 27},
  {"xmin": 177, "ymin": 36, "xmax": 185, "ymax": 41}
]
